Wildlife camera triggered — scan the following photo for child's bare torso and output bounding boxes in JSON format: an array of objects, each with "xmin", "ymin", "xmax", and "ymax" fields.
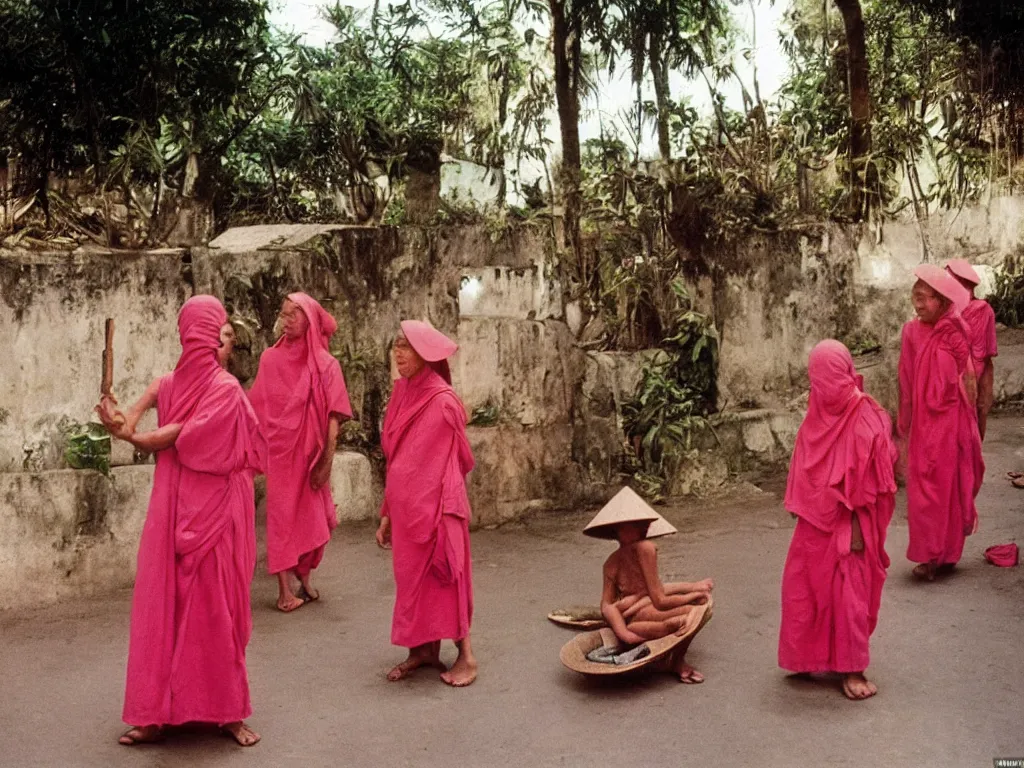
[{"xmin": 606, "ymin": 542, "xmax": 650, "ymax": 600}]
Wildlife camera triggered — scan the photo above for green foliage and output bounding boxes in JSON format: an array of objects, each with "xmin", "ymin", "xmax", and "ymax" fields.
[
  {"xmin": 621, "ymin": 281, "xmax": 718, "ymax": 498},
  {"xmin": 0, "ymin": 0, "xmax": 275, "ymax": 192},
  {"xmin": 217, "ymin": 0, "xmax": 554, "ymax": 225},
  {"xmin": 989, "ymin": 254, "xmax": 1024, "ymax": 328},
  {"xmin": 63, "ymin": 422, "xmax": 111, "ymax": 475},
  {"xmin": 469, "ymin": 400, "xmax": 501, "ymax": 426}
]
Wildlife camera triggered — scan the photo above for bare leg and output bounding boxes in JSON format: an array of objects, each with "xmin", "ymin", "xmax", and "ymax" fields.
[
  {"xmin": 441, "ymin": 635, "xmax": 478, "ymax": 688},
  {"xmin": 387, "ymin": 641, "xmax": 445, "ymax": 681},
  {"xmin": 630, "ymin": 603, "xmax": 695, "ymax": 624},
  {"xmin": 670, "ymin": 635, "xmax": 704, "ymax": 684},
  {"xmin": 842, "ymin": 672, "xmax": 878, "ymax": 700},
  {"xmin": 119, "ymin": 725, "xmax": 163, "ymax": 745},
  {"xmin": 221, "ymin": 721, "xmax": 261, "ymax": 747},
  {"xmin": 622, "ymin": 611, "xmax": 693, "ymax": 641},
  {"xmin": 276, "ymin": 571, "xmax": 305, "ymax": 612}
]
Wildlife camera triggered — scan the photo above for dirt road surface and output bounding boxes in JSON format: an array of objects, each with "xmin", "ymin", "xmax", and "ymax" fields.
[{"xmin": 2, "ymin": 418, "xmax": 1022, "ymax": 768}]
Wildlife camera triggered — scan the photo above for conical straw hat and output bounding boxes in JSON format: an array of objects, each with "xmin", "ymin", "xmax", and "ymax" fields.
[
  {"xmin": 583, "ymin": 487, "xmax": 677, "ymax": 539},
  {"xmin": 645, "ymin": 514, "xmax": 678, "ymax": 539}
]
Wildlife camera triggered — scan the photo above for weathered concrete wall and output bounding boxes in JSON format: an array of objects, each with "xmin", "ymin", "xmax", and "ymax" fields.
[
  {"xmin": 715, "ymin": 198, "xmax": 1024, "ymax": 411},
  {"xmin": 194, "ymin": 223, "xmax": 584, "ymax": 522},
  {"xmin": 0, "ymin": 451, "xmax": 379, "ymax": 612},
  {"xmin": 0, "ymin": 249, "xmax": 189, "ymax": 472}
]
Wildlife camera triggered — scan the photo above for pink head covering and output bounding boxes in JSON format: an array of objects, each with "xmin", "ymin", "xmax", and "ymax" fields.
[
  {"xmin": 984, "ymin": 543, "xmax": 1019, "ymax": 567},
  {"xmin": 165, "ymin": 295, "xmax": 228, "ymax": 424},
  {"xmin": 784, "ymin": 340, "xmax": 896, "ymax": 532},
  {"xmin": 288, "ymin": 292, "xmax": 338, "ymax": 353},
  {"xmin": 914, "ymin": 264, "xmax": 969, "ymax": 313},
  {"xmin": 945, "ymin": 259, "xmax": 981, "ymax": 287},
  {"xmin": 400, "ymin": 320, "xmax": 458, "ymax": 384}
]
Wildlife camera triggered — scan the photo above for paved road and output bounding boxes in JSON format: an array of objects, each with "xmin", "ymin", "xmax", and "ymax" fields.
[{"xmin": 2, "ymin": 418, "xmax": 1022, "ymax": 768}]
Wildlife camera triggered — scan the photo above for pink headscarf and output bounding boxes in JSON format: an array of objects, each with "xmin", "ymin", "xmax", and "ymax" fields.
[
  {"xmin": 263, "ymin": 292, "xmax": 352, "ymax": 428},
  {"xmin": 915, "ymin": 264, "xmax": 969, "ymax": 313},
  {"xmin": 163, "ymin": 295, "xmax": 229, "ymax": 425},
  {"xmin": 400, "ymin": 320, "xmax": 458, "ymax": 385},
  {"xmin": 785, "ymin": 340, "xmax": 896, "ymax": 533},
  {"xmin": 945, "ymin": 259, "xmax": 981, "ymax": 287}
]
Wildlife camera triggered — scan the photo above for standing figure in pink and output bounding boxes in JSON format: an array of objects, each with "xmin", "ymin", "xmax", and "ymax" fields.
[
  {"xmin": 779, "ymin": 340, "xmax": 897, "ymax": 700},
  {"xmin": 945, "ymin": 259, "xmax": 998, "ymax": 439},
  {"xmin": 375, "ymin": 320, "xmax": 478, "ymax": 687},
  {"xmin": 898, "ymin": 265, "xmax": 984, "ymax": 582},
  {"xmin": 95, "ymin": 296, "xmax": 265, "ymax": 747},
  {"xmin": 249, "ymin": 293, "xmax": 352, "ymax": 612}
]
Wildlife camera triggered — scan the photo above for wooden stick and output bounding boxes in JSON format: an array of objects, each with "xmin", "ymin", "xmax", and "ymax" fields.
[{"xmin": 101, "ymin": 318, "xmax": 115, "ymax": 397}]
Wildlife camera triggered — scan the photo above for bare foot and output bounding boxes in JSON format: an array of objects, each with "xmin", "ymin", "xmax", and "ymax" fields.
[
  {"xmin": 276, "ymin": 594, "xmax": 308, "ymax": 613},
  {"xmin": 119, "ymin": 725, "xmax": 163, "ymax": 745},
  {"xmin": 298, "ymin": 578, "xmax": 319, "ymax": 601},
  {"xmin": 221, "ymin": 721, "xmax": 261, "ymax": 747},
  {"xmin": 387, "ymin": 644, "xmax": 445, "ymax": 681},
  {"xmin": 912, "ymin": 563, "xmax": 936, "ymax": 581},
  {"xmin": 842, "ymin": 673, "xmax": 878, "ymax": 700},
  {"xmin": 440, "ymin": 655, "xmax": 478, "ymax": 687},
  {"xmin": 676, "ymin": 663, "xmax": 705, "ymax": 684}
]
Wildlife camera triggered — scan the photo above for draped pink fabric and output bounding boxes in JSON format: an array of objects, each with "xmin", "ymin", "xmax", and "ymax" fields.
[
  {"xmin": 779, "ymin": 341, "xmax": 897, "ymax": 673},
  {"xmin": 248, "ymin": 293, "xmax": 352, "ymax": 575},
  {"xmin": 381, "ymin": 364, "xmax": 475, "ymax": 647},
  {"xmin": 962, "ymin": 299, "xmax": 998, "ymax": 371},
  {"xmin": 123, "ymin": 296, "xmax": 266, "ymax": 727},
  {"xmin": 898, "ymin": 308, "xmax": 984, "ymax": 566}
]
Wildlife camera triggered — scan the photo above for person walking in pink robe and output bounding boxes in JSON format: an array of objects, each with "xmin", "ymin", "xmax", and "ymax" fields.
[
  {"xmin": 95, "ymin": 295, "xmax": 265, "ymax": 747},
  {"xmin": 374, "ymin": 320, "xmax": 478, "ymax": 687},
  {"xmin": 779, "ymin": 340, "xmax": 897, "ymax": 700},
  {"xmin": 898, "ymin": 264, "xmax": 984, "ymax": 582},
  {"xmin": 248, "ymin": 293, "xmax": 352, "ymax": 612},
  {"xmin": 945, "ymin": 259, "xmax": 998, "ymax": 439}
]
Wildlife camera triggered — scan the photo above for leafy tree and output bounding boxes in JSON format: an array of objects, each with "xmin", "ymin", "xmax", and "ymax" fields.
[{"xmin": 0, "ymin": 0, "xmax": 275, "ymax": 222}]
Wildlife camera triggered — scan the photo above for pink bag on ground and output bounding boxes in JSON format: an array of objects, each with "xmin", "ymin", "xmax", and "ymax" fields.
[{"xmin": 984, "ymin": 543, "xmax": 1019, "ymax": 567}]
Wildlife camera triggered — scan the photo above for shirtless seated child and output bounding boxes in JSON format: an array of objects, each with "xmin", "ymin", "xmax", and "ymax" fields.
[{"xmin": 585, "ymin": 487, "xmax": 714, "ymax": 683}]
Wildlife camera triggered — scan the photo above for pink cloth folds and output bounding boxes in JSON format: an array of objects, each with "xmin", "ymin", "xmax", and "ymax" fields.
[
  {"xmin": 898, "ymin": 306, "xmax": 984, "ymax": 567},
  {"xmin": 248, "ymin": 293, "xmax": 352, "ymax": 575},
  {"xmin": 123, "ymin": 296, "xmax": 266, "ymax": 727},
  {"xmin": 984, "ymin": 543, "xmax": 1019, "ymax": 567},
  {"xmin": 381, "ymin": 333, "xmax": 474, "ymax": 647},
  {"xmin": 962, "ymin": 299, "xmax": 998, "ymax": 368},
  {"xmin": 779, "ymin": 341, "xmax": 897, "ymax": 674}
]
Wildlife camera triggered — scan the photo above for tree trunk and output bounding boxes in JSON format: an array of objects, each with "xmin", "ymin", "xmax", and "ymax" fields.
[
  {"xmin": 649, "ymin": 31, "xmax": 672, "ymax": 161},
  {"xmin": 833, "ymin": 0, "xmax": 872, "ymax": 221},
  {"xmin": 550, "ymin": 0, "xmax": 582, "ymax": 268}
]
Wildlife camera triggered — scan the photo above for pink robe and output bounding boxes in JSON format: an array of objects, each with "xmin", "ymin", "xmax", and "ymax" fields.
[
  {"xmin": 962, "ymin": 298, "xmax": 998, "ymax": 373},
  {"xmin": 779, "ymin": 341, "xmax": 897, "ymax": 674},
  {"xmin": 248, "ymin": 293, "xmax": 351, "ymax": 576},
  {"xmin": 898, "ymin": 310, "xmax": 984, "ymax": 566},
  {"xmin": 381, "ymin": 367, "xmax": 474, "ymax": 647},
  {"xmin": 123, "ymin": 297, "xmax": 265, "ymax": 727}
]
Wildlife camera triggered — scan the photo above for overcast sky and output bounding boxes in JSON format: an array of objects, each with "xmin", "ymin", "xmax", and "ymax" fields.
[{"xmin": 267, "ymin": 0, "xmax": 791, "ymax": 160}]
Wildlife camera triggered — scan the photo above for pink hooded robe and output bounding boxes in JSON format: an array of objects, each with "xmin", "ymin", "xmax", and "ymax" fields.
[
  {"xmin": 248, "ymin": 293, "xmax": 352, "ymax": 576},
  {"xmin": 381, "ymin": 321, "xmax": 474, "ymax": 647},
  {"xmin": 946, "ymin": 259, "xmax": 999, "ymax": 377},
  {"xmin": 779, "ymin": 341, "xmax": 897, "ymax": 674},
  {"xmin": 898, "ymin": 275, "xmax": 984, "ymax": 567},
  {"xmin": 123, "ymin": 296, "xmax": 265, "ymax": 727}
]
